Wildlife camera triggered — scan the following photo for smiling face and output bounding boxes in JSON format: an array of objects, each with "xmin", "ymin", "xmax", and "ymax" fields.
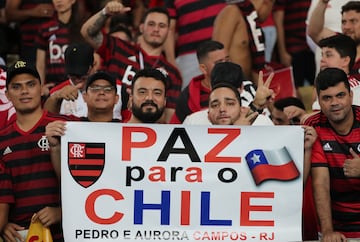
[
  {"xmin": 208, "ymin": 87, "xmax": 241, "ymax": 125},
  {"xmin": 318, "ymin": 82, "xmax": 353, "ymax": 124},
  {"xmin": 130, "ymin": 77, "xmax": 166, "ymax": 123},
  {"xmin": 342, "ymin": 10, "xmax": 360, "ymax": 44},
  {"xmin": 83, "ymin": 79, "xmax": 118, "ymax": 113},
  {"xmin": 6, "ymin": 73, "xmax": 43, "ymax": 114}
]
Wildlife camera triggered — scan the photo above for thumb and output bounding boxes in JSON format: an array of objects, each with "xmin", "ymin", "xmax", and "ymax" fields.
[
  {"xmin": 349, "ymin": 147, "xmax": 359, "ymax": 159},
  {"xmin": 75, "ymin": 82, "xmax": 85, "ymax": 90}
]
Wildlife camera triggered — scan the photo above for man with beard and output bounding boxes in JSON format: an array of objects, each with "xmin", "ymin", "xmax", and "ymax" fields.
[
  {"xmin": 81, "ymin": 2, "xmax": 182, "ymax": 123},
  {"xmin": 304, "ymin": 68, "xmax": 360, "ymax": 241},
  {"xmin": 127, "ymin": 68, "xmax": 167, "ymax": 123}
]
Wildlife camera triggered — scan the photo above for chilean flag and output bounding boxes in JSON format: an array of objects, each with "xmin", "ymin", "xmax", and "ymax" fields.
[{"xmin": 245, "ymin": 147, "xmax": 300, "ymax": 185}]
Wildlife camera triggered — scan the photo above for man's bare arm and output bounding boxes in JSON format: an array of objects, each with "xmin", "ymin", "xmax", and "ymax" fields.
[
  {"xmin": 212, "ymin": 5, "xmax": 239, "ymax": 51},
  {"xmin": 163, "ymin": 19, "xmax": 177, "ymax": 67},
  {"xmin": 312, "ymin": 167, "xmax": 333, "ymax": 233},
  {"xmin": 307, "ymin": 0, "xmax": 335, "ymax": 44},
  {"xmin": 80, "ymin": 1, "xmax": 131, "ymax": 50}
]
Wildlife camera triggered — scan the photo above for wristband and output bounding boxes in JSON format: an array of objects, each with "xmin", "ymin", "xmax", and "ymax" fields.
[{"xmin": 249, "ymin": 101, "xmax": 263, "ymax": 114}]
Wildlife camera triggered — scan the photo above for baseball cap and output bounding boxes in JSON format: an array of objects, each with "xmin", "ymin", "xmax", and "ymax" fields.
[
  {"xmin": 65, "ymin": 43, "xmax": 94, "ymax": 77},
  {"xmin": 85, "ymin": 71, "xmax": 117, "ymax": 92},
  {"xmin": 6, "ymin": 60, "xmax": 41, "ymax": 87}
]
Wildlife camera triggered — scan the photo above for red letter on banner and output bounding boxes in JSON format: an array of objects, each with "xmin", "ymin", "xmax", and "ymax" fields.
[
  {"xmin": 85, "ymin": 189, "xmax": 124, "ymax": 224},
  {"xmin": 205, "ymin": 128, "xmax": 241, "ymax": 163},
  {"xmin": 122, "ymin": 127, "xmax": 156, "ymax": 161}
]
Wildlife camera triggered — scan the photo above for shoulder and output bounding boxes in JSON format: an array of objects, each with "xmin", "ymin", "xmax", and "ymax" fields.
[
  {"xmin": 50, "ymin": 80, "xmax": 72, "ymax": 94},
  {"xmin": 303, "ymin": 111, "xmax": 322, "ymax": 126}
]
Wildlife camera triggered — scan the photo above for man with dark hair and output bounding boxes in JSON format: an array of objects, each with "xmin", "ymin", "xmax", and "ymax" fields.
[
  {"xmin": 271, "ymin": 97, "xmax": 306, "ymax": 125},
  {"xmin": 128, "ymin": 68, "xmax": 168, "ymax": 123},
  {"xmin": 312, "ymin": 34, "xmax": 360, "ymax": 109},
  {"xmin": 183, "ymin": 61, "xmax": 274, "ymax": 125},
  {"xmin": 207, "ymin": 82, "xmax": 257, "ymax": 125},
  {"xmin": 44, "ymin": 43, "xmax": 126, "ymax": 120},
  {"xmin": 0, "ymin": 60, "xmax": 70, "ymax": 242},
  {"xmin": 46, "ymin": 71, "xmax": 121, "ymax": 178},
  {"xmin": 81, "ymin": 2, "xmax": 182, "ymax": 123},
  {"xmin": 305, "ymin": 67, "xmax": 360, "ymax": 241},
  {"xmin": 170, "ymin": 40, "xmax": 230, "ymax": 123},
  {"xmin": 308, "ymin": 1, "xmax": 360, "ymax": 79}
]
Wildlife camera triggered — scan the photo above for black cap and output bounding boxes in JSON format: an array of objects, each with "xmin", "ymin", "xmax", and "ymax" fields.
[
  {"xmin": 7, "ymin": 60, "xmax": 41, "ymax": 87},
  {"xmin": 86, "ymin": 71, "xmax": 117, "ymax": 92},
  {"xmin": 65, "ymin": 43, "xmax": 94, "ymax": 77}
]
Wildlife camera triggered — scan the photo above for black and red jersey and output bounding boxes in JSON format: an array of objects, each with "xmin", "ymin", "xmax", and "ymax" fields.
[
  {"xmin": 37, "ymin": 16, "xmax": 71, "ymax": 85},
  {"xmin": 273, "ymin": 0, "xmax": 311, "ymax": 54},
  {"xmin": 170, "ymin": 74, "xmax": 210, "ymax": 124},
  {"xmin": 0, "ymin": 111, "xmax": 72, "ymax": 241},
  {"xmin": 305, "ymin": 106, "xmax": 360, "ymax": 237},
  {"xmin": 165, "ymin": 0, "xmax": 226, "ymax": 56},
  {"xmin": 97, "ymin": 35, "xmax": 182, "ymax": 109},
  {"xmin": 234, "ymin": 0, "xmax": 266, "ymax": 72},
  {"xmin": 18, "ymin": 0, "xmax": 53, "ymax": 48}
]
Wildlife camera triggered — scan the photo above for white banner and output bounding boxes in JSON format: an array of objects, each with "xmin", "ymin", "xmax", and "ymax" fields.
[{"xmin": 61, "ymin": 122, "xmax": 304, "ymax": 241}]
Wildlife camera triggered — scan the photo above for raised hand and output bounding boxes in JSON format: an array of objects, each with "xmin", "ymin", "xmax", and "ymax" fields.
[{"xmin": 344, "ymin": 148, "xmax": 360, "ymax": 177}]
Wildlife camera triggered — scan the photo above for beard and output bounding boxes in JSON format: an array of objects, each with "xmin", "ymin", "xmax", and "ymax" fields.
[{"xmin": 132, "ymin": 100, "xmax": 164, "ymax": 123}]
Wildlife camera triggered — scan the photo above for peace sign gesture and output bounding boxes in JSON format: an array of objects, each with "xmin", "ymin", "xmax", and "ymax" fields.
[{"xmin": 252, "ymin": 71, "xmax": 275, "ymax": 110}]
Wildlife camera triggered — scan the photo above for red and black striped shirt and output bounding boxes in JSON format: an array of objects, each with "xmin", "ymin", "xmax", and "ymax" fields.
[
  {"xmin": 98, "ymin": 35, "xmax": 182, "ymax": 109},
  {"xmin": 305, "ymin": 106, "xmax": 360, "ymax": 237},
  {"xmin": 165, "ymin": 0, "xmax": 226, "ymax": 56},
  {"xmin": 273, "ymin": 0, "xmax": 311, "ymax": 54},
  {"xmin": 37, "ymin": 16, "xmax": 72, "ymax": 85},
  {"xmin": 0, "ymin": 111, "xmax": 71, "ymax": 241}
]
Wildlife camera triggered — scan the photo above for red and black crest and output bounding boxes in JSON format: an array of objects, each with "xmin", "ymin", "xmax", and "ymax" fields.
[{"xmin": 68, "ymin": 142, "xmax": 105, "ymax": 188}]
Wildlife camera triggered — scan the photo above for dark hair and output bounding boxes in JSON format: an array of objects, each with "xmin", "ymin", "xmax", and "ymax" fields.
[
  {"xmin": 319, "ymin": 34, "xmax": 356, "ymax": 69},
  {"xmin": 109, "ymin": 24, "xmax": 133, "ymax": 41},
  {"xmin": 315, "ymin": 68, "xmax": 350, "ymax": 95},
  {"xmin": 342, "ymin": 1, "xmax": 360, "ymax": 14},
  {"xmin": 273, "ymin": 97, "xmax": 305, "ymax": 111},
  {"xmin": 131, "ymin": 68, "xmax": 168, "ymax": 93},
  {"xmin": 211, "ymin": 62, "xmax": 244, "ymax": 88},
  {"xmin": 196, "ymin": 40, "xmax": 224, "ymax": 63},
  {"xmin": 141, "ymin": 7, "xmax": 170, "ymax": 25},
  {"xmin": 210, "ymin": 82, "xmax": 242, "ymax": 106}
]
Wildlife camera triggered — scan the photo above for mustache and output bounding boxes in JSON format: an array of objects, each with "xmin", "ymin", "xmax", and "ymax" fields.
[{"xmin": 141, "ymin": 100, "xmax": 158, "ymax": 108}]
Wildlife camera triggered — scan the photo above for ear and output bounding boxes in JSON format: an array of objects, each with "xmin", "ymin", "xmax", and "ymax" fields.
[
  {"xmin": 114, "ymin": 93, "xmax": 119, "ymax": 104},
  {"xmin": 199, "ymin": 63, "xmax": 207, "ymax": 75},
  {"xmin": 343, "ymin": 56, "xmax": 351, "ymax": 70},
  {"xmin": 139, "ymin": 23, "xmax": 144, "ymax": 34},
  {"xmin": 128, "ymin": 94, "xmax": 133, "ymax": 109},
  {"xmin": 5, "ymin": 89, "xmax": 11, "ymax": 102},
  {"xmin": 82, "ymin": 92, "xmax": 88, "ymax": 103}
]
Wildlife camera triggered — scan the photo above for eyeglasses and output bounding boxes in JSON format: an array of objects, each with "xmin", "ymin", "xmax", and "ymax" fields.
[{"xmin": 87, "ymin": 85, "xmax": 115, "ymax": 93}]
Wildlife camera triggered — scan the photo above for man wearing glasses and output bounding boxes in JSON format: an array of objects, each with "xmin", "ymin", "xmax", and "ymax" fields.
[{"xmin": 44, "ymin": 43, "xmax": 123, "ymax": 120}]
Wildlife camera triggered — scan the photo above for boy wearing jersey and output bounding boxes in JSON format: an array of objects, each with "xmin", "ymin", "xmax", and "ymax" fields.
[{"xmin": 0, "ymin": 61, "xmax": 68, "ymax": 242}]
